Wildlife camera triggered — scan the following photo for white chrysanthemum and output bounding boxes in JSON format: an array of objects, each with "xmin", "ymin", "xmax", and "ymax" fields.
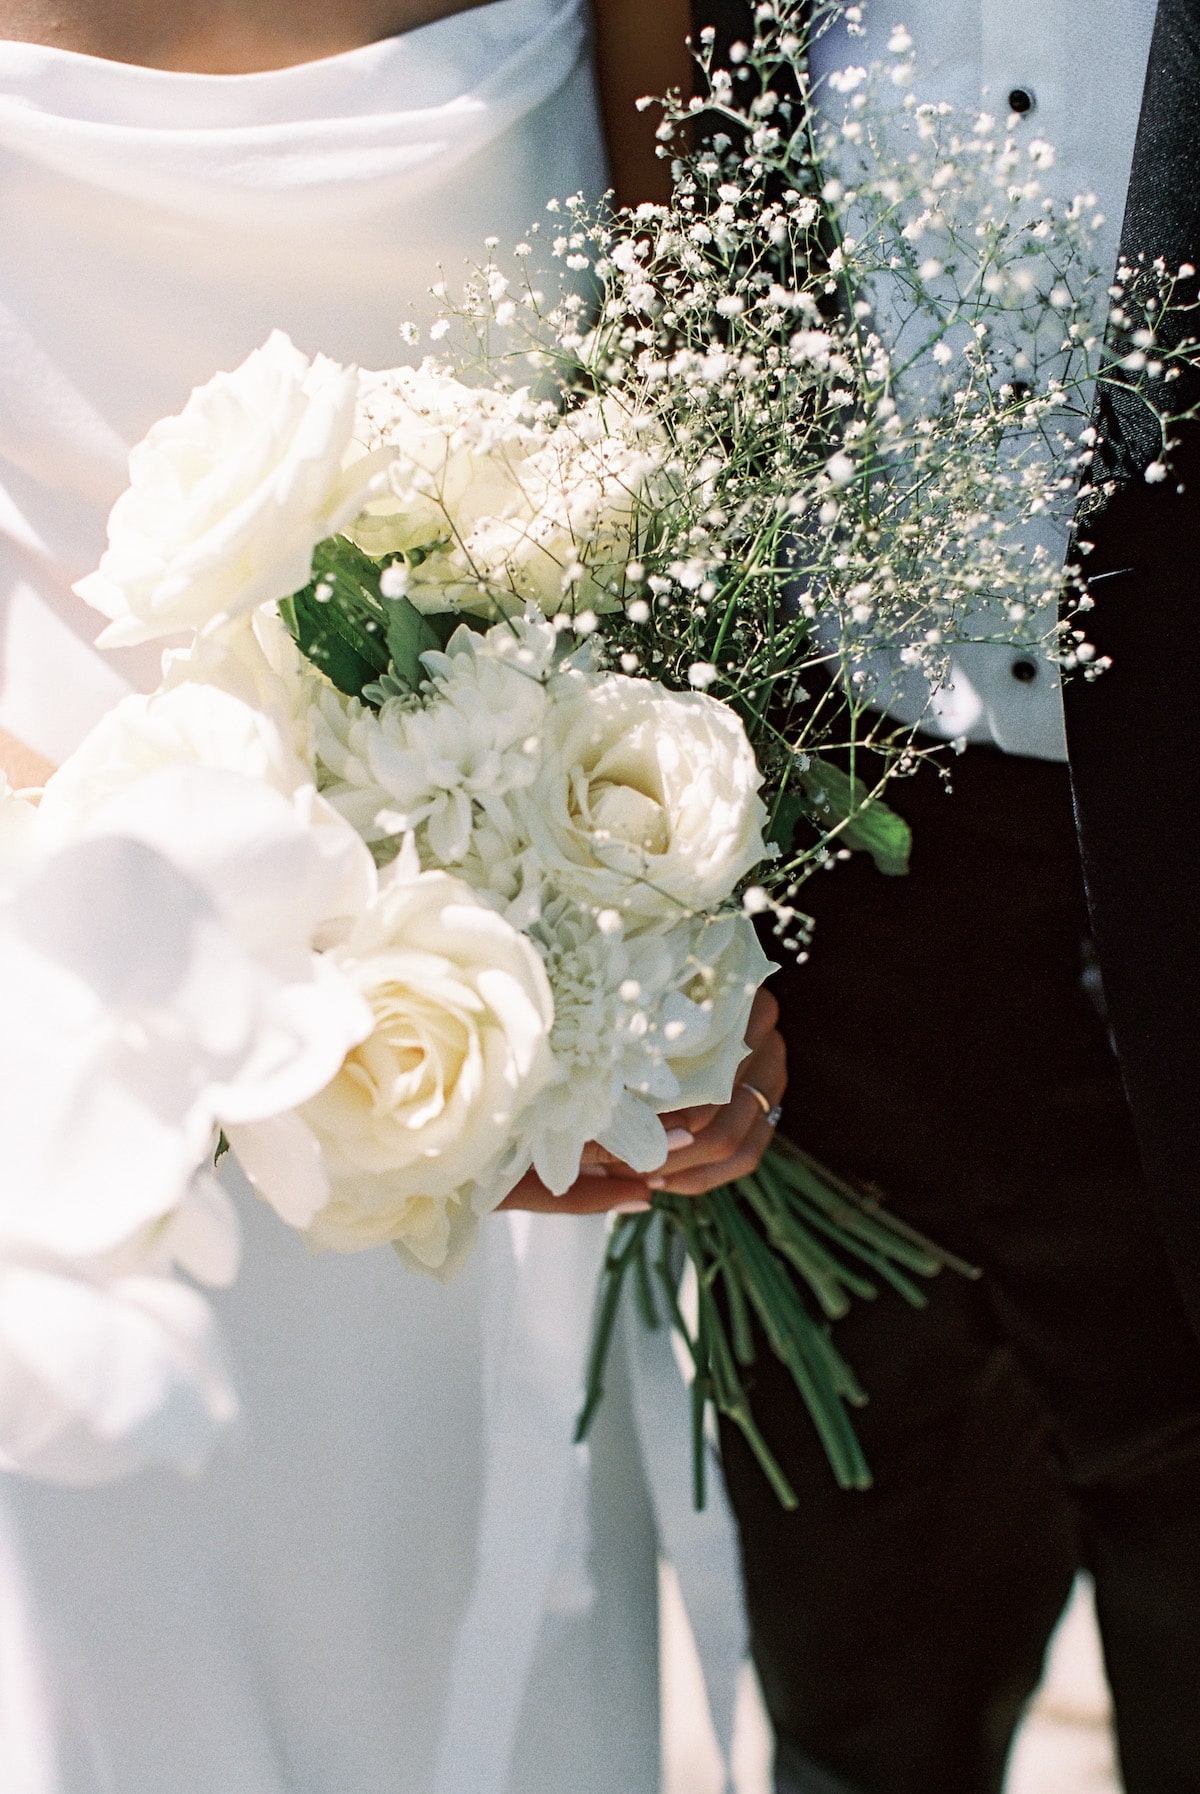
[
  {"xmin": 75, "ymin": 331, "xmax": 388, "ymax": 646},
  {"xmin": 314, "ymin": 616, "xmax": 566, "ymax": 870},
  {"xmin": 519, "ymin": 674, "xmax": 770, "ymax": 925},
  {"xmin": 226, "ymin": 847, "xmax": 555, "ymax": 1278},
  {"xmin": 366, "ymin": 624, "xmax": 549, "ymax": 861}
]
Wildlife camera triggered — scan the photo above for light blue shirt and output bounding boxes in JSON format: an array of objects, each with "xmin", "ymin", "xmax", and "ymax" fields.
[{"xmin": 810, "ymin": 0, "xmax": 1158, "ymax": 760}]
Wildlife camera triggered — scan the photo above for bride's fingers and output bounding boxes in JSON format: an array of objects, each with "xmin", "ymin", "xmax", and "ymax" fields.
[
  {"xmin": 498, "ymin": 991, "xmax": 786, "ymax": 1212},
  {"xmin": 498, "ymin": 1167, "xmax": 652, "ymax": 1215},
  {"xmin": 650, "ymin": 1028, "xmax": 786, "ymax": 1181},
  {"xmin": 648, "ymin": 1111, "xmax": 777, "ymax": 1198},
  {"xmin": 744, "ymin": 985, "xmax": 780, "ymax": 1049}
]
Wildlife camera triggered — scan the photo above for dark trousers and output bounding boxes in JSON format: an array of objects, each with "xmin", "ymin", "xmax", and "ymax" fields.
[{"xmin": 721, "ymin": 748, "xmax": 1200, "ymax": 1794}]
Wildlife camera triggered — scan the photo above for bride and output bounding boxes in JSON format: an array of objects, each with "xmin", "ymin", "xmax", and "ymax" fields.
[{"xmin": 0, "ymin": 3, "xmax": 784, "ymax": 1791}]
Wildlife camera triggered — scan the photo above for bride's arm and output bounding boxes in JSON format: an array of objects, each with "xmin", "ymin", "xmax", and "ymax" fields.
[
  {"xmin": 591, "ymin": 0, "xmax": 693, "ymax": 207},
  {"xmin": 0, "ymin": 727, "xmax": 53, "ymax": 790}
]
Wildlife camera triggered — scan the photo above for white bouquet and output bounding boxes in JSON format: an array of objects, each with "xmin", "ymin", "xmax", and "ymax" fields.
[
  {"xmin": 53, "ymin": 314, "xmax": 940, "ymax": 1507},
  {"xmin": 61, "ymin": 333, "xmax": 777, "ymax": 1283},
  {"xmin": 38, "ymin": 0, "xmax": 1197, "ymax": 1504}
]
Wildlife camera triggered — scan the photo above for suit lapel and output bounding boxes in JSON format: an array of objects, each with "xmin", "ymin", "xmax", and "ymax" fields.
[{"xmin": 1064, "ymin": 0, "xmax": 1200, "ymax": 1315}]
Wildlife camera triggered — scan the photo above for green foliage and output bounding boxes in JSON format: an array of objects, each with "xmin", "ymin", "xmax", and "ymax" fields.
[
  {"xmin": 797, "ymin": 758, "xmax": 912, "ymax": 877},
  {"xmin": 577, "ymin": 1137, "xmax": 976, "ymax": 1507},
  {"xmin": 279, "ymin": 536, "xmax": 456, "ymax": 705}
]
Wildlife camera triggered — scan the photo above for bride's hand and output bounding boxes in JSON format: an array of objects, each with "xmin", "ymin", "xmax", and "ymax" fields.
[{"xmin": 497, "ymin": 987, "xmax": 786, "ymax": 1214}]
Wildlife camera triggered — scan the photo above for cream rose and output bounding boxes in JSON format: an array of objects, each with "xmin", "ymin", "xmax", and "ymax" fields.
[
  {"xmin": 520, "ymin": 676, "xmax": 770, "ymax": 924},
  {"xmin": 76, "ymin": 331, "xmax": 386, "ymax": 646},
  {"xmin": 351, "ymin": 380, "xmax": 664, "ymax": 620},
  {"xmin": 227, "ymin": 852, "xmax": 555, "ymax": 1277},
  {"xmin": 347, "ymin": 364, "xmax": 537, "ymax": 561},
  {"xmin": 430, "ymin": 397, "xmax": 667, "ymax": 619}
]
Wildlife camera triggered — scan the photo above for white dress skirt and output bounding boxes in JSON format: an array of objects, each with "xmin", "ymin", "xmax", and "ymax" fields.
[{"xmin": 0, "ymin": 8, "xmax": 747, "ymax": 1792}]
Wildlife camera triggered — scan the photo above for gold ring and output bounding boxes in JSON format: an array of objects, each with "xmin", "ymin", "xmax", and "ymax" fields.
[{"xmin": 743, "ymin": 1082, "xmax": 782, "ymax": 1127}]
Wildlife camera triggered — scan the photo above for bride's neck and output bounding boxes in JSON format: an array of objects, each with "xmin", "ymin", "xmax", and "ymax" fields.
[{"xmin": 0, "ymin": 0, "xmax": 497, "ymax": 72}]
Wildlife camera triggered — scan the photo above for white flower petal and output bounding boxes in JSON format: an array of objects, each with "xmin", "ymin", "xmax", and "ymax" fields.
[{"xmin": 0, "ymin": 1263, "xmax": 237, "ymax": 1485}]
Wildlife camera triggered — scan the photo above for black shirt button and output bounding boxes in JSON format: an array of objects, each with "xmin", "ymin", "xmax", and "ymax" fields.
[
  {"xmin": 1011, "ymin": 657, "xmax": 1038, "ymax": 683},
  {"xmin": 1008, "ymin": 87, "xmax": 1035, "ymax": 114}
]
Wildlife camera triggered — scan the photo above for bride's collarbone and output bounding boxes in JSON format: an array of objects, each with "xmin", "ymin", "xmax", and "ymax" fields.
[{"xmin": 0, "ymin": 0, "xmax": 505, "ymax": 72}]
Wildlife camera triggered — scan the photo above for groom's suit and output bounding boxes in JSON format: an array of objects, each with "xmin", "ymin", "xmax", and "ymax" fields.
[
  {"xmin": 1064, "ymin": 0, "xmax": 1200, "ymax": 1325},
  {"xmin": 692, "ymin": 4, "xmax": 1200, "ymax": 1792}
]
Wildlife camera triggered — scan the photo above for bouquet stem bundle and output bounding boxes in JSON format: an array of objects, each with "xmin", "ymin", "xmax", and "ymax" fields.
[{"xmin": 577, "ymin": 1137, "xmax": 977, "ymax": 1508}]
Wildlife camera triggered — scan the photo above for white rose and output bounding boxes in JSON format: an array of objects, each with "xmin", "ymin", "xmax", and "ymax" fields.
[
  {"xmin": 520, "ymin": 675, "xmax": 770, "ymax": 924},
  {"xmin": 348, "ymin": 364, "xmax": 538, "ymax": 559},
  {"xmin": 403, "ymin": 397, "xmax": 666, "ymax": 620},
  {"xmin": 38, "ymin": 683, "xmax": 375, "ymax": 942},
  {"xmin": 161, "ymin": 606, "xmax": 319, "ymax": 766},
  {"xmin": 226, "ymin": 848, "xmax": 555, "ymax": 1278},
  {"xmin": 75, "ymin": 331, "xmax": 387, "ymax": 646},
  {"xmin": 38, "ymin": 682, "xmax": 310, "ymax": 843}
]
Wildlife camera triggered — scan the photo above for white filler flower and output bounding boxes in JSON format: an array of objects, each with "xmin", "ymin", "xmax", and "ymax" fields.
[
  {"xmin": 76, "ymin": 331, "xmax": 387, "ymax": 646},
  {"xmin": 227, "ymin": 847, "xmax": 555, "ymax": 1279},
  {"xmin": 521, "ymin": 675, "xmax": 770, "ymax": 924}
]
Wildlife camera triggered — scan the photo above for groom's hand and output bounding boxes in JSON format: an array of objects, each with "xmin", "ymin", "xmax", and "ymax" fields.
[{"xmin": 497, "ymin": 987, "xmax": 786, "ymax": 1213}]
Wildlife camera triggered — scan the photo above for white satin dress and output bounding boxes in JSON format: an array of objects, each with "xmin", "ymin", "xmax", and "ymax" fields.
[{"xmin": 0, "ymin": 8, "xmax": 747, "ymax": 1793}]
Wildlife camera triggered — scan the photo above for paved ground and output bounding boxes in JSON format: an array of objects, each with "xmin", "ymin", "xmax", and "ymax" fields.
[{"xmin": 662, "ymin": 1571, "xmax": 1122, "ymax": 1794}]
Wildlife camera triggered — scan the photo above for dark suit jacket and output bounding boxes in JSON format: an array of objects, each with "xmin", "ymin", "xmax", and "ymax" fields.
[{"xmin": 693, "ymin": 0, "xmax": 1200, "ymax": 1327}]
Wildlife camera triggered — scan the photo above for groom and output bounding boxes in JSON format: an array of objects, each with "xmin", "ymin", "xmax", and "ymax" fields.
[{"xmin": 688, "ymin": 2, "xmax": 1200, "ymax": 1791}]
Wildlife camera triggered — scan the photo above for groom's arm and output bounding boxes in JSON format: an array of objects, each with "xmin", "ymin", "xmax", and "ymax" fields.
[{"xmin": 591, "ymin": 0, "xmax": 693, "ymax": 207}]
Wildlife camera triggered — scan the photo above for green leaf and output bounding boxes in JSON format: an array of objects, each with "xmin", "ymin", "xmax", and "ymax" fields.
[
  {"xmin": 381, "ymin": 594, "xmax": 444, "ymax": 691},
  {"xmin": 767, "ymin": 789, "xmax": 807, "ymax": 855},
  {"xmin": 281, "ymin": 536, "xmax": 478, "ymax": 702},
  {"xmin": 281, "ymin": 537, "xmax": 390, "ymax": 698},
  {"xmin": 798, "ymin": 758, "xmax": 912, "ymax": 876}
]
